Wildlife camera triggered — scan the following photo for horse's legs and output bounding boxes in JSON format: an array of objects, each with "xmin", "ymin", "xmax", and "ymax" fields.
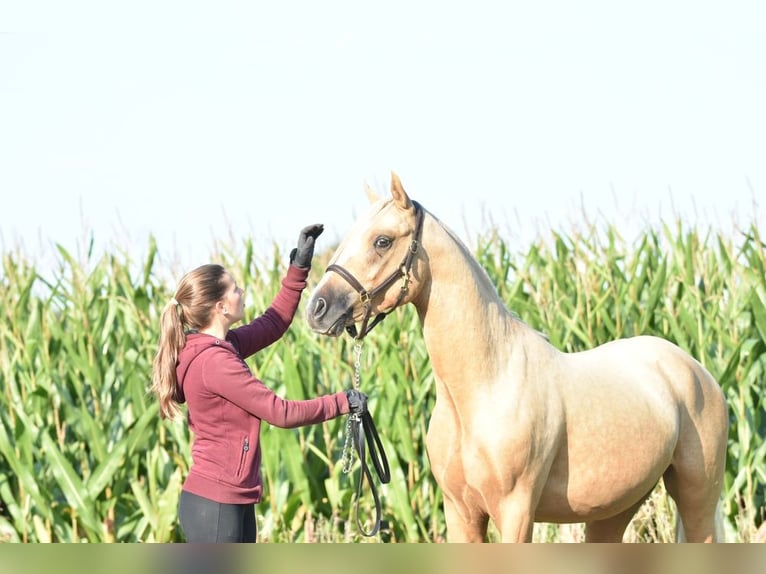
[
  {"xmin": 663, "ymin": 464, "xmax": 722, "ymax": 542},
  {"xmin": 494, "ymin": 490, "xmax": 537, "ymax": 542},
  {"xmin": 443, "ymin": 496, "xmax": 489, "ymax": 542},
  {"xmin": 584, "ymin": 495, "xmax": 649, "ymax": 542}
]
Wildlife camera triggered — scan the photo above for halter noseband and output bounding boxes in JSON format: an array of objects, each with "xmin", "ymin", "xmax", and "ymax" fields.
[{"xmin": 326, "ymin": 201, "xmax": 424, "ymax": 341}]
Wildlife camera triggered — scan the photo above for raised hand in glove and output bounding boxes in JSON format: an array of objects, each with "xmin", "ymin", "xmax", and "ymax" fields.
[
  {"xmin": 344, "ymin": 389, "xmax": 368, "ymax": 415},
  {"xmin": 290, "ymin": 224, "xmax": 324, "ymax": 269}
]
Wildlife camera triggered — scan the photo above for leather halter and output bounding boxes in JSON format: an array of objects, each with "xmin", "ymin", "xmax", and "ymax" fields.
[{"xmin": 326, "ymin": 201, "xmax": 425, "ymax": 341}]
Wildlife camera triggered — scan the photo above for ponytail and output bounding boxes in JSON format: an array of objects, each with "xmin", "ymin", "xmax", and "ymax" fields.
[{"xmin": 151, "ymin": 300, "xmax": 186, "ymax": 419}]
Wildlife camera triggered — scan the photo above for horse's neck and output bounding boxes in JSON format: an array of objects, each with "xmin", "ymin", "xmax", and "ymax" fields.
[{"xmin": 415, "ymin": 217, "xmax": 526, "ymax": 392}]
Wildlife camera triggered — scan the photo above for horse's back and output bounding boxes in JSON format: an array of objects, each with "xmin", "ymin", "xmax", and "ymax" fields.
[{"xmin": 567, "ymin": 335, "xmax": 722, "ymax": 401}]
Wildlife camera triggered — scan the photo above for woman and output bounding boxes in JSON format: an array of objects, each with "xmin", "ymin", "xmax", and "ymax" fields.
[{"xmin": 151, "ymin": 224, "xmax": 366, "ymax": 543}]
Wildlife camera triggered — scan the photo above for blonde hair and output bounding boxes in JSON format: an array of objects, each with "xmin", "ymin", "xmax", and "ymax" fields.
[{"xmin": 151, "ymin": 264, "xmax": 230, "ymax": 419}]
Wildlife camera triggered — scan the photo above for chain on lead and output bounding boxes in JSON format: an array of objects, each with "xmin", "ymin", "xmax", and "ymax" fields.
[
  {"xmin": 352, "ymin": 342, "xmax": 363, "ymax": 390},
  {"xmin": 341, "ymin": 341, "xmax": 365, "ymax": 474}
]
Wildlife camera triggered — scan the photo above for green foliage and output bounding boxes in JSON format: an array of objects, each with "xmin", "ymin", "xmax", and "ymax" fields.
[{"xmin": 0, "ymin": 220, "xmax": 764, "ymax": 542}]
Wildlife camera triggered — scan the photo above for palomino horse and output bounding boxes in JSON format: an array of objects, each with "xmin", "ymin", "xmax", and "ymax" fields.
[{"xmin": 306, "ymin": 173, "xmax": 729, "ymax": 542}]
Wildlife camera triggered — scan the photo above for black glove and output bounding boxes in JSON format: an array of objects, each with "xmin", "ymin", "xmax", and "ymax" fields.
[
  {"xmin": 344, "ymin": 389, "xmax": 368, "ymax": 415},
  {"xmin": 290, "ymin": 224, "xmax": 324, "ymax": 268}
]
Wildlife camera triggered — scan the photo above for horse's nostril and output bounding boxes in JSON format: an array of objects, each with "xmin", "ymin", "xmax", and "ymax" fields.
[{"xmin": 312, "ymin": 297, "xmax": 327, "ymax": 319}]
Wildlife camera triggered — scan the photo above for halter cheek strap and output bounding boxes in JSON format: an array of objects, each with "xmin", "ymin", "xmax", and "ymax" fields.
[{"xmin": 326, "ymin": 201, "xmax": 424, "ymax": 341}]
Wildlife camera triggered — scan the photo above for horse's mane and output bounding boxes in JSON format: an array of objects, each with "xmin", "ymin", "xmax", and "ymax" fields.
[
  {"xmin": 428, "ymin": 210, "xmax": 512, "ymax": 308},
  {"xmin": 427, "ymin": 208, "xmax": 535, "ymax": 332}
]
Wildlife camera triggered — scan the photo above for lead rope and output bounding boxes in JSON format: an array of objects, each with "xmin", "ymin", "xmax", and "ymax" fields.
[
  {"xmin": 340, "ymin": 341, "xmax": 391, "ymax": 537},
  {"xmin": 341, "ymin": 342, "xmax": 363, "ymax": 472}
]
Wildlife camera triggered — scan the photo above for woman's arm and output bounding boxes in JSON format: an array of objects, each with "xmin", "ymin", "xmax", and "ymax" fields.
[
  {"xmin": 203, "ymin": 347, "xmax": 350, "ymax": 427},
  {"xmin": 227, "ymin": 265, "xmax": 309, "ymax": 358}
]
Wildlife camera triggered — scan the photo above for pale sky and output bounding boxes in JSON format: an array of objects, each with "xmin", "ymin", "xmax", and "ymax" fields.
[{"xmin": 1, "ymin": 1, "xmax": 764, "ymax": 276}]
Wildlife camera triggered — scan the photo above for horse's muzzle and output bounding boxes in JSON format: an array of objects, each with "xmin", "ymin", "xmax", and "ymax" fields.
[{"xmin": 306, "ymin": 294, "xmax": 353, "ymax": 337}]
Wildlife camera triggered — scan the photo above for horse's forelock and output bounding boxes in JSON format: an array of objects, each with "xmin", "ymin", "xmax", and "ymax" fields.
[{"xmin": 326, "ymin": 197, "xmax": 416, "ymax": 271}]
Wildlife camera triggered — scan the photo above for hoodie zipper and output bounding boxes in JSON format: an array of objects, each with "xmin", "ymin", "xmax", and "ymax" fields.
[{"xmin": 237, "ymin": 436, "xmax": 250, "ymax": 477}]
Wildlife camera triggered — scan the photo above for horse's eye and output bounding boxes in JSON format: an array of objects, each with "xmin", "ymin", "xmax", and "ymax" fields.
[{"xmin": 374, "ymin": 236, "xmax": 392, "ymax": 250}]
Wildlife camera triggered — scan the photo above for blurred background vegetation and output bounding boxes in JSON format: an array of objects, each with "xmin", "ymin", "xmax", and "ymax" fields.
[{"xmin": 0, "ymin": 215, "xmax": 764, "ymax": 542}]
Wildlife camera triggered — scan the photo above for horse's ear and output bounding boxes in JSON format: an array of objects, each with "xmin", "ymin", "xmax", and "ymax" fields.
[
  {"xmin": 390, "ymin": 171, "xmax": 412, "ymax": 210},
  {"xmin": 364, "ymin": 182, "xmax": 380, "ymax": 203}
]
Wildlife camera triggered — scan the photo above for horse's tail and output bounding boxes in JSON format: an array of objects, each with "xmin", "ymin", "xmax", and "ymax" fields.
[{"xmin": 675, "ymin": 499, "xmax": 726, "ymax": 542}]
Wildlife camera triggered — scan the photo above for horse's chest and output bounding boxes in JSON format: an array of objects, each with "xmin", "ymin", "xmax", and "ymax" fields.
[
  {"xmin": 426, "ymin": 414, "xmax": 501, "ymax": 515},
  {"xmin": 428, "ymin": 435, "xmax": 492, "ymax": 520}
]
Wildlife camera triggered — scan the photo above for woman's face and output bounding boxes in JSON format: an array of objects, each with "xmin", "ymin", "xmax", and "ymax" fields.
[{"xmin": 221, "ymin": 273, "xmax": 245, "ymax": 324}]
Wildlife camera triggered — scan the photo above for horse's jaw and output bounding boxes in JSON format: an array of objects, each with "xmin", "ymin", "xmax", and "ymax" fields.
[{"xmin": 310, "ymin": 319, "xmax": 347, "ymax": 338}]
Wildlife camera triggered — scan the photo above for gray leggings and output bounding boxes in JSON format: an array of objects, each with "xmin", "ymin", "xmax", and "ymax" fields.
[{"xmin": 179, "ymin": 490, "xmax": 257, "ymax": 543}]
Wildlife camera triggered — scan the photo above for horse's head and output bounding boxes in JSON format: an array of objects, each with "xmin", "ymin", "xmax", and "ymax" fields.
[{"xmin": 306, "ymin": 172, "xmax": 426, "ymax": 339}]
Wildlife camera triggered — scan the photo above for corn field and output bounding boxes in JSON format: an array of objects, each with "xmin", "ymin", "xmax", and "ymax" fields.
[{"xmin": 0, "ymin": 217, "xmax": 764, "ymax": 543}]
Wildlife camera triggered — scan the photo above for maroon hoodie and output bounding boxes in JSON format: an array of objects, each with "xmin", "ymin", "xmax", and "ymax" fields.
[{"xmin": 175, "ymin": 264, "xmax": 350, "ymax": 504}]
